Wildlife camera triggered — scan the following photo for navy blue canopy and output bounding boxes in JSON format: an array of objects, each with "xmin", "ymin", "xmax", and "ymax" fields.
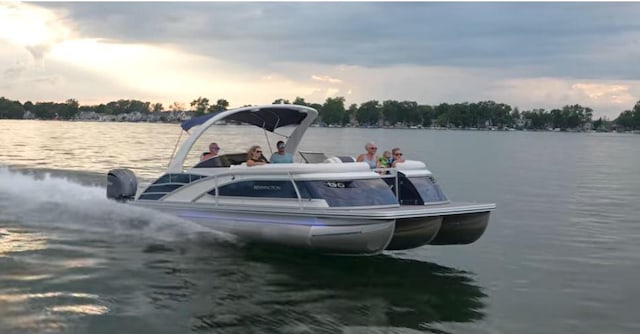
[
  {"xmin": 180, "ymin": 106, "xmax": 310, "ymax": 132},
  {"xmin": 180, "ymin": 111, "xmax": 222, "ymax": 131}
]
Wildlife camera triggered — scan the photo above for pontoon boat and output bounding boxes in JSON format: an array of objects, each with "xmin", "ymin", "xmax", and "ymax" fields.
[{"xmin": 107, "ymin": 104, "xmax": 495, "ymax": 255}]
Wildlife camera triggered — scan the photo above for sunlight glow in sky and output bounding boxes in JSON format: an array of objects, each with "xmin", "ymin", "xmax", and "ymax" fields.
[{"xmin": 1, "ymin": 2, "xmax": 639, "ymax": 119}]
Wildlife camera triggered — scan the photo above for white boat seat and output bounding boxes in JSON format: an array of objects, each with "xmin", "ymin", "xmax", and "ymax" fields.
[
  {"xmin": 193, "ymin": 152, "xmax": 248, "ymax": 168},
  {"xmin": 299, "ymin": 151, "xmax": 328, "ymax": 163},
  {"xmin": 324, "ymin": 156, "xmax": 356, "ymax": 163}
]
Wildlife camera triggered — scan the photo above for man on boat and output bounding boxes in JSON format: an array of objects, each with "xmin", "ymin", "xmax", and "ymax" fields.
[
  {"xmin": 391, "ymin": 147, "xmax": 405, "ymax": 167},
  {"xmin": 201, "ymin": 142, "xmax": 220, "ymax": 161},
  {"xmin": 270, "ymin": 140, "xmax": 293, "ymax": 163}
]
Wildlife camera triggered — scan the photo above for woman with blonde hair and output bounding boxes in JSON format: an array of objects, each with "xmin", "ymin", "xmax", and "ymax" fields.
[
  {"xmin": 246, "ymin": 145, "xmax": 268, "ymax": 166},
  {"xmin": 356, "ymin": 141, "xmax": 381, "ymax": 169}
]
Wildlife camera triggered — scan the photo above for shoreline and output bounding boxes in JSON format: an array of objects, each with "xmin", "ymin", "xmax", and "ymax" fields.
[{"xmin": 1, "ymin": 118, "xmax": 637, "ymax": 134}]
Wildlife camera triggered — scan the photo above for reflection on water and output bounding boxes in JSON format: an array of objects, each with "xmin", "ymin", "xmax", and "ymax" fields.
[
  {"xmin": 0, "ymin": 225, "xmax": 486, "ymax": 333},
  {"xmin": 141, "ymin": 243, "xmax": 486, "ymax": 333},
  {"xmin": 0, "ymin": 228, "xmax": 48, "ymax": 257},
  {"xmin": 0, "ymin": 228, "xmax": 110, "ymax": 333}
]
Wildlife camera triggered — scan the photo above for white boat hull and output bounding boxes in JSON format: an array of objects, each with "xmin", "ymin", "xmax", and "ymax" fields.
[
  {"xmin": 132, "ymin": 200, "xmax": 493, "ymax": 254},
  {"xmin": 134, "ymin": 201, "xmax": 396, "ymax": 255}
]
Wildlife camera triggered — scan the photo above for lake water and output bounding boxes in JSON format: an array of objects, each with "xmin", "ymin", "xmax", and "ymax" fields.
[{"xmin": 1, "ymin": 120, "xmax": 639, "ymax": 333}]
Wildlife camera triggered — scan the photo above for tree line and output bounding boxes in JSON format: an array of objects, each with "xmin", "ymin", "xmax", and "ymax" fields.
[{"xmin": 1, "ymin": 96, "xmax": 639, "ymax": 131}]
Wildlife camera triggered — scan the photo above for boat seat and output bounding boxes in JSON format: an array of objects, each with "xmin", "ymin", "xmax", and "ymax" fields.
[
  {"xmin": 337, "ymin": 156, "xmax": 355, "ymax": 162},
  {"xmin": 299, "ymin": 151, "xmax": 328, "ymax": 163},
  {"xmin": 324, "ymin": 156, "xmax": 356, "ymax": 163},
  {"xmin": 194, "ymin": 156, "xmax": 225, "ymax": 168},
  {"xmin": 193, "ymin": 152, "xmax": 248, "ymax": 168}
]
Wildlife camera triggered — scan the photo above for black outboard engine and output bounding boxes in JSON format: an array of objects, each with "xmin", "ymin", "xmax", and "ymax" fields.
[{"xmin": 107, "ymin": 169, "xmax": 138, "ymax": 202}]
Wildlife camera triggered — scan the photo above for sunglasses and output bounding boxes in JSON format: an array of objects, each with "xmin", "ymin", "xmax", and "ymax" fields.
[
  {"xmin": 255, "ymin": 150, "xmax": 262, "ymax": 154},
  {"xmin": 394, "ymin": 153, "xmax": 403, "ymax": 156},
  {"xmin": 369, "ymin": 147, "xmax": 377, "ymax": 150},
  {"xmin": 277, "ymin": 145, "xmax": 285, "ymax": 149},
  {"xmin": 211, "ymin": 147, "xmax": 219, "ymax": 150}
]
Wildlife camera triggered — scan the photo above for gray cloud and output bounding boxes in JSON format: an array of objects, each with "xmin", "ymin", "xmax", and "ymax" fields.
[{"xmin": 37, "ymin": 2, "xmax": 640, "ymax": 80}]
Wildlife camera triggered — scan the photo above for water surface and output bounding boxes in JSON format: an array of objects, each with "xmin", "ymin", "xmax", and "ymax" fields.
[{"xmin": 1, "ymin": 120, "xmax": 639, "ymax": 333}]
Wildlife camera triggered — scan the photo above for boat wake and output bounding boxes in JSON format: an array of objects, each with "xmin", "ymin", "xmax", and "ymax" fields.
[{"xmin": 0, "ymin": 167, "xmax": 237, "ymax": 244}]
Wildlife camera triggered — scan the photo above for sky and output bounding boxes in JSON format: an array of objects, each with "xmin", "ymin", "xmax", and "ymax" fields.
[{"xmin": 1, "ymin": 2, "xmax": 639, "ymax": 119}]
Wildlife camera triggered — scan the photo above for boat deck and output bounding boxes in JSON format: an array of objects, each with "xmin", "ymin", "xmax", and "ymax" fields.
[{"xmin": 137, "ymin": 200, "xmax": 496, "ymax": 220}]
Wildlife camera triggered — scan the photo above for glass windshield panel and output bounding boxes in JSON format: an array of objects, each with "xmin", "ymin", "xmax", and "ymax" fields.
[
  {"xmin": 297, "ymin": 179, "xmax": 397, "ymax": 207},
  {"xmin": 409, "ymin": 177, "xmax": 448, "ymax": 203}
]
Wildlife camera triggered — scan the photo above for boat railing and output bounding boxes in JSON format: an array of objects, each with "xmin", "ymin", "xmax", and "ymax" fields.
[
  {"xmin": 193, "ymin": 166, "xmax": 403, "ymax": 209},
  {"xmin": 374, "ymin": 167, "xmax": 400, "ymax": 199}
]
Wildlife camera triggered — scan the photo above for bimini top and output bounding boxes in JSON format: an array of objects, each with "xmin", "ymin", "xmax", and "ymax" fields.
[
  {"xmin": 181, "ymin": 105, "xmax": 316, "ymax": 132},
  {"xmin": 168, "ymin": 104, "xmax": 319, "ymax": 172}
]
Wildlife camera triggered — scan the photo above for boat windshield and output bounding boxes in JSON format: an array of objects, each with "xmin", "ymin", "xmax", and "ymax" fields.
[
  {"xmin": 297, "ymin": 179, "xmax": 397, "ymax": 207},
  {"xmin": 409, "ymin": 176, "xmax": 448, "ymax": 203}
]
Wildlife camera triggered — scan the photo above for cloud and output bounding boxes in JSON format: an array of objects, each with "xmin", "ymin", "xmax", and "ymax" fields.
[
  {"xmin": 0, "ymin": 3, "xmax": 73, "ymax": 62},
  {"xmin": 35, "ymin": 3, "xmax": 640, "ymax": 78},
  {"xmin": 488, "ymin": 77, "xmax": 640, "ymax": 115},
  {"xmin": 311, "ymin": 75, "xmax": 342, "ymax": 84},
  {"xmin": 1, "ymin": 2, "xmax": 639, "ymax": 119},
  {"xmin": 571, "ymin": 83, "xmax": 636, "ymax": 106}
]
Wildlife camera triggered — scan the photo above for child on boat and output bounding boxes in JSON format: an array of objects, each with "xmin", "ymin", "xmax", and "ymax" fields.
[{"xmin": 379, "ymin": 150, "xmax": 393, "ymax": 168}]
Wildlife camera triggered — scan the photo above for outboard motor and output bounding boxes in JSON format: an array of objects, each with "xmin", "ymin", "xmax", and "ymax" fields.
[{"xmin": 107, "ymin": 169, "xmax": 138, "ymax": 202}]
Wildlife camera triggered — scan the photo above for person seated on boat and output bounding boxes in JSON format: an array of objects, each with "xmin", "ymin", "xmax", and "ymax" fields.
[
  {"xmin": 356, "ymin": 141, "xmax": 381, "ymax": 169},
  {"xmin": 270, "ymin": 140, "xmax": 293, "ymax": 163},
  {"xmin": 391, "ymin": 147, "xmax": 405, "ymax": 167},
  {"xmin": 378, "ymin": 150, "xmax": 393, "ymax": 168},
  {"xmin": 201, "ymin": 142, "xmax": 220, "ymax": 161},
  {"xmin": 246, "ymin": 145, "xmax": 269, "ymax": 166}
]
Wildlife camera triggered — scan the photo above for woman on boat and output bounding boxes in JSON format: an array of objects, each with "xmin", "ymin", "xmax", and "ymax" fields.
[
  {"xmin": 246, "ymin": 145, "xmax": 269, "ymax": 166},
  {"xmin": 356, "ymin": 141, "xmax": 381, "ymax": 169}
]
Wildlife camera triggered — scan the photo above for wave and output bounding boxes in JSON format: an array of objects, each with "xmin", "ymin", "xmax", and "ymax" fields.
[{"xmin": 0, "ymin": 167, "xmax": 236, "ymax": 244}]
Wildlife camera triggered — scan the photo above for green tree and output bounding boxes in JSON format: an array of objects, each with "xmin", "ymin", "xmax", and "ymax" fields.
[
  {"xmin": 152, "ymin": 103, "xmax": 164, "ymax": 112},
  {"xmin": 434, "ymin": 103, "xmax": 451, "ymax": 127},
  {"xmin": 592, "ymin": 117, "xmax": 611, "ymax": 131},
  {"xmin": 381, "ymin": 100, "xmax": 401, "ymax": 125},
  {"xmin": 320, "ymin": 96, "xmax": 346, "ymax": 125},
  {"xmin": 292, "ymin": 97, "xmax": 308, "ymax": 106},
  {"xmin": 446, "ymin": 103, "xmax": 469, "ymax": 128},
  {"xmin": 356, "ymin": 100, "xmax": 380, "ymax": 126},
  {"xmin": 344, "ymin": 103, "xmax": 358, "ymax": 125},
  {"xmin": 23, "ymin": 101, "xmax": 34, "ymax": 112},
  {"xmin": 190, "ymin": 97, "xmax": 210, "ymax": 116},
  {"xmin": 59, "ymin": 98, "xmax": 79, "ymax": 119},
  {"xmin": 32, "ymin": 102, "xmax": 66, "ymax": 119},
  {"xmin": 208, "ymin": 99, "xmax": 229, "ymax": 113},
  {"xmin": 0, "ymin": 97, "xmax": 24, "ymax": 119},
  {"xmin": 169, "ymin": 102, "xmax": 185, "ymax": 112},
  {"xmin": 511, "ymin": 107, "xmax": 521, "ymax": 123},
  {"xmin": 631, "ymin": 100, "xmax": 640, "ymax": 130},
  {"xmin": 418, "ymin": 105, "xmax": 434, "ymax": 127},
  {"xmin": 93, "ymin": 104, "xmax": 106, "ymax": 114},
  {"xmin": 616, "ymin": 110, "xmax": 633, "ymax": 129},
  {"xmin": 401, "ymin": 101, "xmax": 421, "ymax": 125}
]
